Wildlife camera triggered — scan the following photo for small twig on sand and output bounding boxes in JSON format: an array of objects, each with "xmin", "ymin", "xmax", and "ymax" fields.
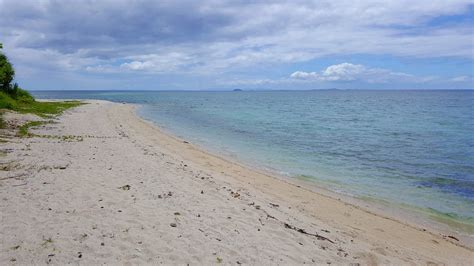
[
  {"xmin": 446, "ymin": 235, "xmax": 460, "ymax": 241},
  {"xmin": 253, "ymin": 204, "xmax": 334, "ymax": 244},
  {"xmin": 284, "ymin": 222, "xmax": 334, "ymax": 243}
]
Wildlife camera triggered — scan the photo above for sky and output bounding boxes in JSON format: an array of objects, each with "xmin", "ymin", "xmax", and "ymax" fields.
[{"xmin": 0, "ymin": 0, "xmax": 473, "ymax": 90}]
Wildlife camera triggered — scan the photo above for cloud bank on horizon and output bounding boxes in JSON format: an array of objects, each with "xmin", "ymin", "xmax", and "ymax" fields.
[{"xmin": 0, "ymin": 0, "xmax": 472, "ymax": 90}]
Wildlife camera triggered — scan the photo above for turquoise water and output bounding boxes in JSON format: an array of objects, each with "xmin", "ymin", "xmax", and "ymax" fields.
[{"xmin": 32, "ymin": 90, "xmax": 474, "ymax": 224}]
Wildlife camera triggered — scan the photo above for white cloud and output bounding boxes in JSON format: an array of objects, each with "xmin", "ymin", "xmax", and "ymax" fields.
[
  {"xmin": 85, "ymin": 65, "xmax": 116, "ymax": 73},
  {"xmin": 120, "ymin": 61, "xmax": 154, "ymax": 71},
  {"xmin": 291, "ymin": 63, "xmax": 433, "ymax": 83},
  {"xmin": 290, "ymin": 71, "xmax": 319, "ymax": 79},
  {"xmin": 451, "ymin": 75, "xmax": 471, "ymax": 82},
  {"xmin": 322, "ymin": 63, "xmax": 367, "ymax": 81}
]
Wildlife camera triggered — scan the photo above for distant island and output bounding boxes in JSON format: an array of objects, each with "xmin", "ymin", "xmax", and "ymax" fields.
[{"xmin": 233, "ymin": 89, "xmax": 243, "ymax": 91}]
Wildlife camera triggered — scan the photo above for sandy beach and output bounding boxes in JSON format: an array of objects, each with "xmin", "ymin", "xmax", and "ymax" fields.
[{"xmin": 0, "ymin": 100, "xmax": 473, "ymax": 264}]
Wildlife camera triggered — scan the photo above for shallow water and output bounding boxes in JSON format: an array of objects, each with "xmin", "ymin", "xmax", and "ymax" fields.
[{"xmin": 32, "ymin": 90, "xmax": 474, "ymax": 225}]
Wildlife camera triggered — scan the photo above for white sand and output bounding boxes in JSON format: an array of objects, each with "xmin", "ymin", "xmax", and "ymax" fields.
[{"xmin": 0, "ymin": 100, "xmax": 472, "ymax": 264}]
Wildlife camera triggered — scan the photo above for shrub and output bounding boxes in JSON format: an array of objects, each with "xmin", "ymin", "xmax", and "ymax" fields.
[
  {"xmin": 0, "ymin": 91, "xmax": 17, "ymax": 109},
  {"xmin": 10, "ymin": 83, "xmax": 35, "ymax": 103}
]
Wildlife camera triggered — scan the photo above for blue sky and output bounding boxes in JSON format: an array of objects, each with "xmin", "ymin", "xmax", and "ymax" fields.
[{"xmin": 0, "ymin": 0, "xmax": 473, "ymax": 90}]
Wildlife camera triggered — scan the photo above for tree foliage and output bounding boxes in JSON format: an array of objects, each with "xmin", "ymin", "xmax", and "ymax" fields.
[
  {"xmin": 0, "ymin": 43, "xmax": 33, "ymax": 102},
  {"xmin": 0, "ymin": 46, "xmax": 15, "ymax": 92}
]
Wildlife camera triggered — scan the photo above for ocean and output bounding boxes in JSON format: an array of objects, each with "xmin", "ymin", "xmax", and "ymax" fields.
[{"xmin": 32, "ymin": 90, "xmax": 474, "ymax": 228}]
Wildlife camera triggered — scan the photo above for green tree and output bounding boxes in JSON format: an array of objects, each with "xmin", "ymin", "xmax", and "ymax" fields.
[{"xmin": 0, "ymin": 43, "xmax": 15, "ymax": 93}]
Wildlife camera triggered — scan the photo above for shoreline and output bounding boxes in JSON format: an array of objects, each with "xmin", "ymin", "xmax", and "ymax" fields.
[
  {"xmin": 1, "ymin": 100, "xmax": 472, "ymax": 264},
  {"xmin": 135, "ymin": 103, "xmax": 474, "ymax": 242},
  {"xmin": 128, "ymin": 102, "xmax": 474, "ymax": 246}
]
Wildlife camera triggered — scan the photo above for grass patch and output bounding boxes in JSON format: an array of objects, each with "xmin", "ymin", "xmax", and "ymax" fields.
[
  {"xmin": 0, "ymin": 84, "xmax": 85, "ymax": 142},
  {"xmin": 16, "ymin": 100, "xmax": 84, "ymax": 118},
  {"xmin": 18, "ymin": 121, "xmax": 48, "ymax": 137},
  {"xmin": 1, "ymin": 91, "xmax": 83, "ymax": 135},
  {"xmin": 0, "ymin": 91, "xmax": 83, "ymax": 118}
]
